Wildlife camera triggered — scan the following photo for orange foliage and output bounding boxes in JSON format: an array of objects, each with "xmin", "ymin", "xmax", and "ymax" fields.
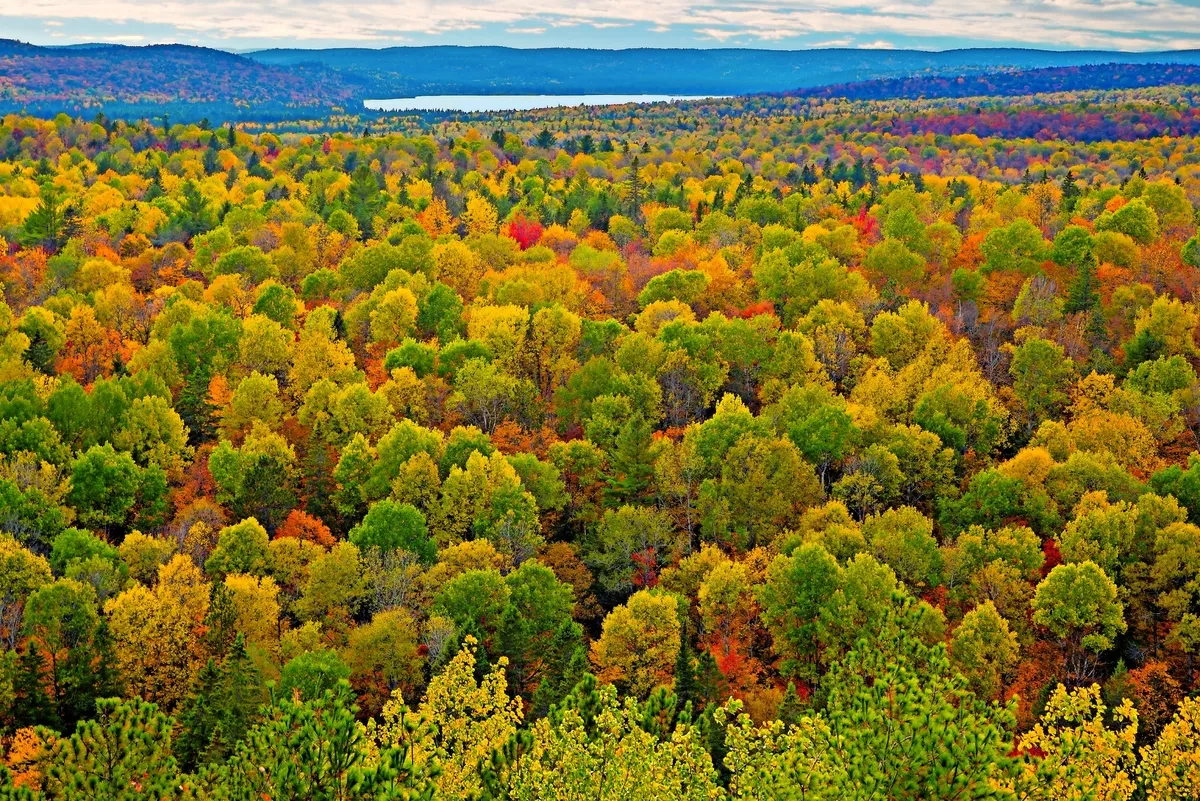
[{"xmin": 276, "ymin": 509, "xmax": 336, "ymax": 547}]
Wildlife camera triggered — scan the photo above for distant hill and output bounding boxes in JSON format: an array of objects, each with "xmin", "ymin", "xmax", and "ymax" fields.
[
  {"xmin": 5, "ymin": 40, "xmax": 1200, "ymax": 121},
  {"xmin": 786, "ymin": 61, "xmax": 1200, "ymax": 101},
  {"xmin": 247, "ymin": 45, "xmax": 1200, "ymax": 98},
  {"xmin": 0, "ymin": 39, "xmax": 366, "ymax": 119}
]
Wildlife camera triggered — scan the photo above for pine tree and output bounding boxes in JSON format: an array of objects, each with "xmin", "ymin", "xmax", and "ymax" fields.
[
  {"xmin": 695, "ymin": 649, "xmax": 729, "ymax": 709},
  {"xmin": 59, "ymin": 619, "xmax": 121, "ymax": 727},
  {"xmin": 778, "ymin": 681, "xmax": 806, "ymax": 728},
  {"xmin": 176, "ymin": 658, "xmax": 223, "ymax": 772},
  {"xmin": 531, "ymin": 630, "xmax": 588, "ymax": 720},
  {"xmin": 177, "ymin": 634, "xmax": 263, "ymax": 771},
  {"xmin": 204, "ymin": 581, "xmax": 238, "ymax": 657},
  {"xmin": 206, "ymin": 634, "xmax": 262, "ymax": 764},
  {"xmin": 41, "ymin": 698, "xmax": 181, "ymax": 801},
  {"xmin": 627, "ymin": 156, "xmax": 644, "ymax": 224},
  {"xmin": 1064, "ymin": 250, "xmax": 1100, "ymax": 315},
  {"xmin": 12, "ymin": 647, "xmax": 58, "ymax": 730},
  {"xmin": 673, "ymin": 624, "xmax": 698, "ymax": 708},
  {"xmin": 605, "ymin": 415, "xmax": 655, "ymax": 504},
  {"xmin": 1061, "ymin": 169, "xmax": 1081, "ymax": 212}
]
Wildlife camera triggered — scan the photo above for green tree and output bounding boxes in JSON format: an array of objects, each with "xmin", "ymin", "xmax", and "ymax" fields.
[
  {"xmin": 1032, "ymin": 561, "xmax": 1126, "ymax": 685},
  {"xmin": 349, "ymin": 500, "xmax": 436, "ymax": 564},
  {"xmin": 40, "ymin": 697, "xmax": 181, "ymax": 801},
  {"xmin": 758, "ymin": 543, "xmax": 840, "ymax": 680}
]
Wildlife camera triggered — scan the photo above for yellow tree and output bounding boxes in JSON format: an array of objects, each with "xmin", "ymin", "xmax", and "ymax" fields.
[
  {"xmin": 223, "ymin": 572, "xmax": 282, "ymax": 663},
  {"xmin": 418, "ymin": 197, "xmax": 454, "ymax": 239},
  {"xmin": 591, "ymin": 589, "xmax": 681, "ymax": 699},
  {"xmin": 365, "ymin": 636, "xmax": 521, "ymax": 799},
  {"xmin": 462, "ymin": 193, "xmax": 499, "ymax": 237},
  {"xmin": 1011, "ymin": 684, "xmax": 1137, "ymax": 801},
  {"xmin": 499, "ymin": 679, "xmax": 722, "ymax": 801},
  {"xmin": 1139, "ymin": 696, "xmax": 1200, "ymax": 801},
  {"xmin": 104, "ymin": 555, "xmax": 211, "ymax": 710}
]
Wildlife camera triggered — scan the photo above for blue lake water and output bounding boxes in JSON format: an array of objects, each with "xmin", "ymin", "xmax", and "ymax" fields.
[{"xmin": 364, "ymin": 94, "xmax": 726, "ymax": 112}]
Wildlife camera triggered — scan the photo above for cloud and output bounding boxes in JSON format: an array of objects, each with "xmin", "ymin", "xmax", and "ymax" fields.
[
  {"xmin": 71, "ymin": 32, "xmax": 146, "ymax": 41},
  {"xmin": 695, "ymin": 27, "xmax": 742, "ymax": 41},
  {"xmin": 4, "ymin": 0, "xmax": 1200, "ymax": 50},
  {"xmin": 506, "ymin": 26, "xmax": 547, "ymax": 34}
]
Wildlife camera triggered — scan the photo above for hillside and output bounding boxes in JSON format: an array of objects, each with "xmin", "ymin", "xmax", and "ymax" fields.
[
  {"xmin": 248, "ymin": 45, "xmax": 1200, "ymax": 97},
  {"xmin": 5, "ymin": 41, "xmax": 1200, "ymax": 121},
  {"xmin": 787, "ymin": 61, "xmax": 1200, "ymax": 101},
  {"xmin": 0, "ymin": 40, "xmax": 366, "ymax": 119}
]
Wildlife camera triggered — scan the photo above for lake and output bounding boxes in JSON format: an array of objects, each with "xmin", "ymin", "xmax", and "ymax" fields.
[{"xmin": 364, "ymin": 94, "xmax": 726, "ymax": 112}]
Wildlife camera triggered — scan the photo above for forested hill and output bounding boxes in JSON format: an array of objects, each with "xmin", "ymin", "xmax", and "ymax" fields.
[
  {"xmin": 5, "ymin": 40, "xmax": 1200, "ymax": 121},
  {"xmin": 0, "ymin": 40, "xmax": 367, "ymax": 120},
  {"xmin": 786, "ymin": 61, "xmax": 1200, "ymax": 101},
  {"xmin": 247, "ymin": 45, "xmax": 1200, "ymax": 97}
]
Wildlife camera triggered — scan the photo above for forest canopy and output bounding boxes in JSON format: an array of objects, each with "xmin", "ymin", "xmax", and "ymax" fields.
[{"xmin": 0, "ymin": 78, "xmax": 1199, "ymax": 798}]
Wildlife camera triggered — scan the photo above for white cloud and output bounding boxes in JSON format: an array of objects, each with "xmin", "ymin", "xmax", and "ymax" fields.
[
  {"xmin": 506, "ymin": 26, "xmax": 546, "ymax": 33},
  {"xmin": 695, "ymin": 27, "xmax": 741, "ymax": 41},
  {"xmin": 71, "ymin": 32, "xmax": 146, "ymax": 41},
  {"xmin": 3, "ymin": 0, "xmax": 1200, "ymax": 50}
]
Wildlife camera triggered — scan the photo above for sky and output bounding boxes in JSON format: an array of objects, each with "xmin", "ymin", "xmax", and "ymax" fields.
[{"xmin": 4, "ymin": 0, "xmax": 1200, "ymax": 52}]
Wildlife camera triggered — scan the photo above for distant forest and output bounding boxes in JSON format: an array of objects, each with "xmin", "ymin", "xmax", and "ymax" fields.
[
  {"xmin": 249, "ymin": 46, "xmax": 1200, "ymax": 99},
  {"xmin": 4, "ymin": 40, "xmax": 1200, "ymax": 121},
  {"xmin": 787, "ymin": 62, "xmax": 1200, "ymax": 101},
  {"xmin": 0, "ymin": 41, "xmax": 366, "ymax": 121}
]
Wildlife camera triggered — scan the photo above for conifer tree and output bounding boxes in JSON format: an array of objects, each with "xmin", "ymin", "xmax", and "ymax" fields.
[
  {"xmin": 1064, "ymin": 249, "xmax": 1100, "ymax": 315},
  {"xmin": 41, "ymin": 698, "xmax": 181, "ymax": 801},
  {"xmin": 627, "ymin": 156, "xmax": 644, "ymax": 224}
]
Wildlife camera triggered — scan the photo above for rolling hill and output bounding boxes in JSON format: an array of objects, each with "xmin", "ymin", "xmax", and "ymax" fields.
[
  {"xmin": 247, "ymin": 45, "xmax": 1200, "ymax": 97},
  {"xmin": 4, "ymin": 40, "xmax": 1200, "ymax": 121},
  {"xmin": 0, "ymin": 40, "xmax": 367, "ymax": 120}
]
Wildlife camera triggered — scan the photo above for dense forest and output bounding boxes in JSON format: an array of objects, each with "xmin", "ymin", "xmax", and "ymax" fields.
[
  {"xmin": 7, "ymin": 39, "xmax": 1200, "ymax": 121},
  {"xmin": 0, "ymin": 41, "xmax": 364, "ymax": 121},
  {"xmin": 246, "ymin": 46, "xmax": 1200, "ymax": 99},
  {"xmin": 0, "ymin": 79, "xmax": 1199, "ymax": 798},
  {"xmin": 785, "ymin": 62, "xmax": 1200, "ymax": 102}
]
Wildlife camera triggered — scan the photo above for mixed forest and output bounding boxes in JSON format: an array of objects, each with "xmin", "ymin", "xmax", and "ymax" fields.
[{"xmin": 0, "ymin": 78, "xmax": 1199, "ymax": 799}]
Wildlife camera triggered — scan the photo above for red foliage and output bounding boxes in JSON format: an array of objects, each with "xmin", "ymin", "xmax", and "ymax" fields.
[
  {"xmin": 732, "ymin": 299, "xmax": 776, "ymax": 319},
  {"xmin": 1041, "ymin": 538, "xmax": 1062, "ymax": 577},
  {"xmin": 631, "ymin": 547, "xmax": 659, "ymax": 589},
  {"xmin": 506, "ymin": 215, "xmax": 544, "ymax": 250},
  {"xmin": 852, "ymin": 204, "xmax": 878, "ymax": 240}
]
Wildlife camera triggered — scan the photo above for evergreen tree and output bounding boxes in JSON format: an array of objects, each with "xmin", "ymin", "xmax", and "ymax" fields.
[
  {"xmin": 1064, "ymin": 250, "xmax": 1100, "ymax": 315},
  {"xmin": 41, "ymin": 698, "xmax": 181, "ymax": 801},
  {"xmin": 176, "ymin": 658, "xmax": 223, "ymax": 772},
  {"xmin": 177, "ymin": 634, "xmax": 263, "ymax": 771},
  {"xmin": 18, "ymin": 184, "xmax": 66, "ymax": 249},
  {"xmin": 206, "ymin": 634, "xmax": 263, "ymax": 765},
  {"xmin": 778, "ymin": 681, "xmax": 806, "ymax": 728},
  {"xmin": 12, "ymin": 647, "xmax": 58, "ymax": 730},
  {"xmin": 695, "ymin": 649, "xmax": 729, "ymax": 709},
  {"xmin": 627, "ymin": 156, "xmax": 644, "ymax": 224},
  {"xmin": 531, "ymin": 630, "xmax": 589, "ymax": 720},
  {"xmin": 1061, "ymin": 169, "xmax": 1081, "ymax": 212},
  {"xmin": 605, "ymin": 415, "xmax": 655, "ymax": 504},
  {"xmin": 673, "ymin": 623, "xmax": 698, "ymax": 708}
]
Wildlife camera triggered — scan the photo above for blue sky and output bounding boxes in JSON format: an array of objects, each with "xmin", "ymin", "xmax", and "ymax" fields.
[{"xmin": 5, "ymin": 0, "xmax": 1200, "ymax": 52}]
